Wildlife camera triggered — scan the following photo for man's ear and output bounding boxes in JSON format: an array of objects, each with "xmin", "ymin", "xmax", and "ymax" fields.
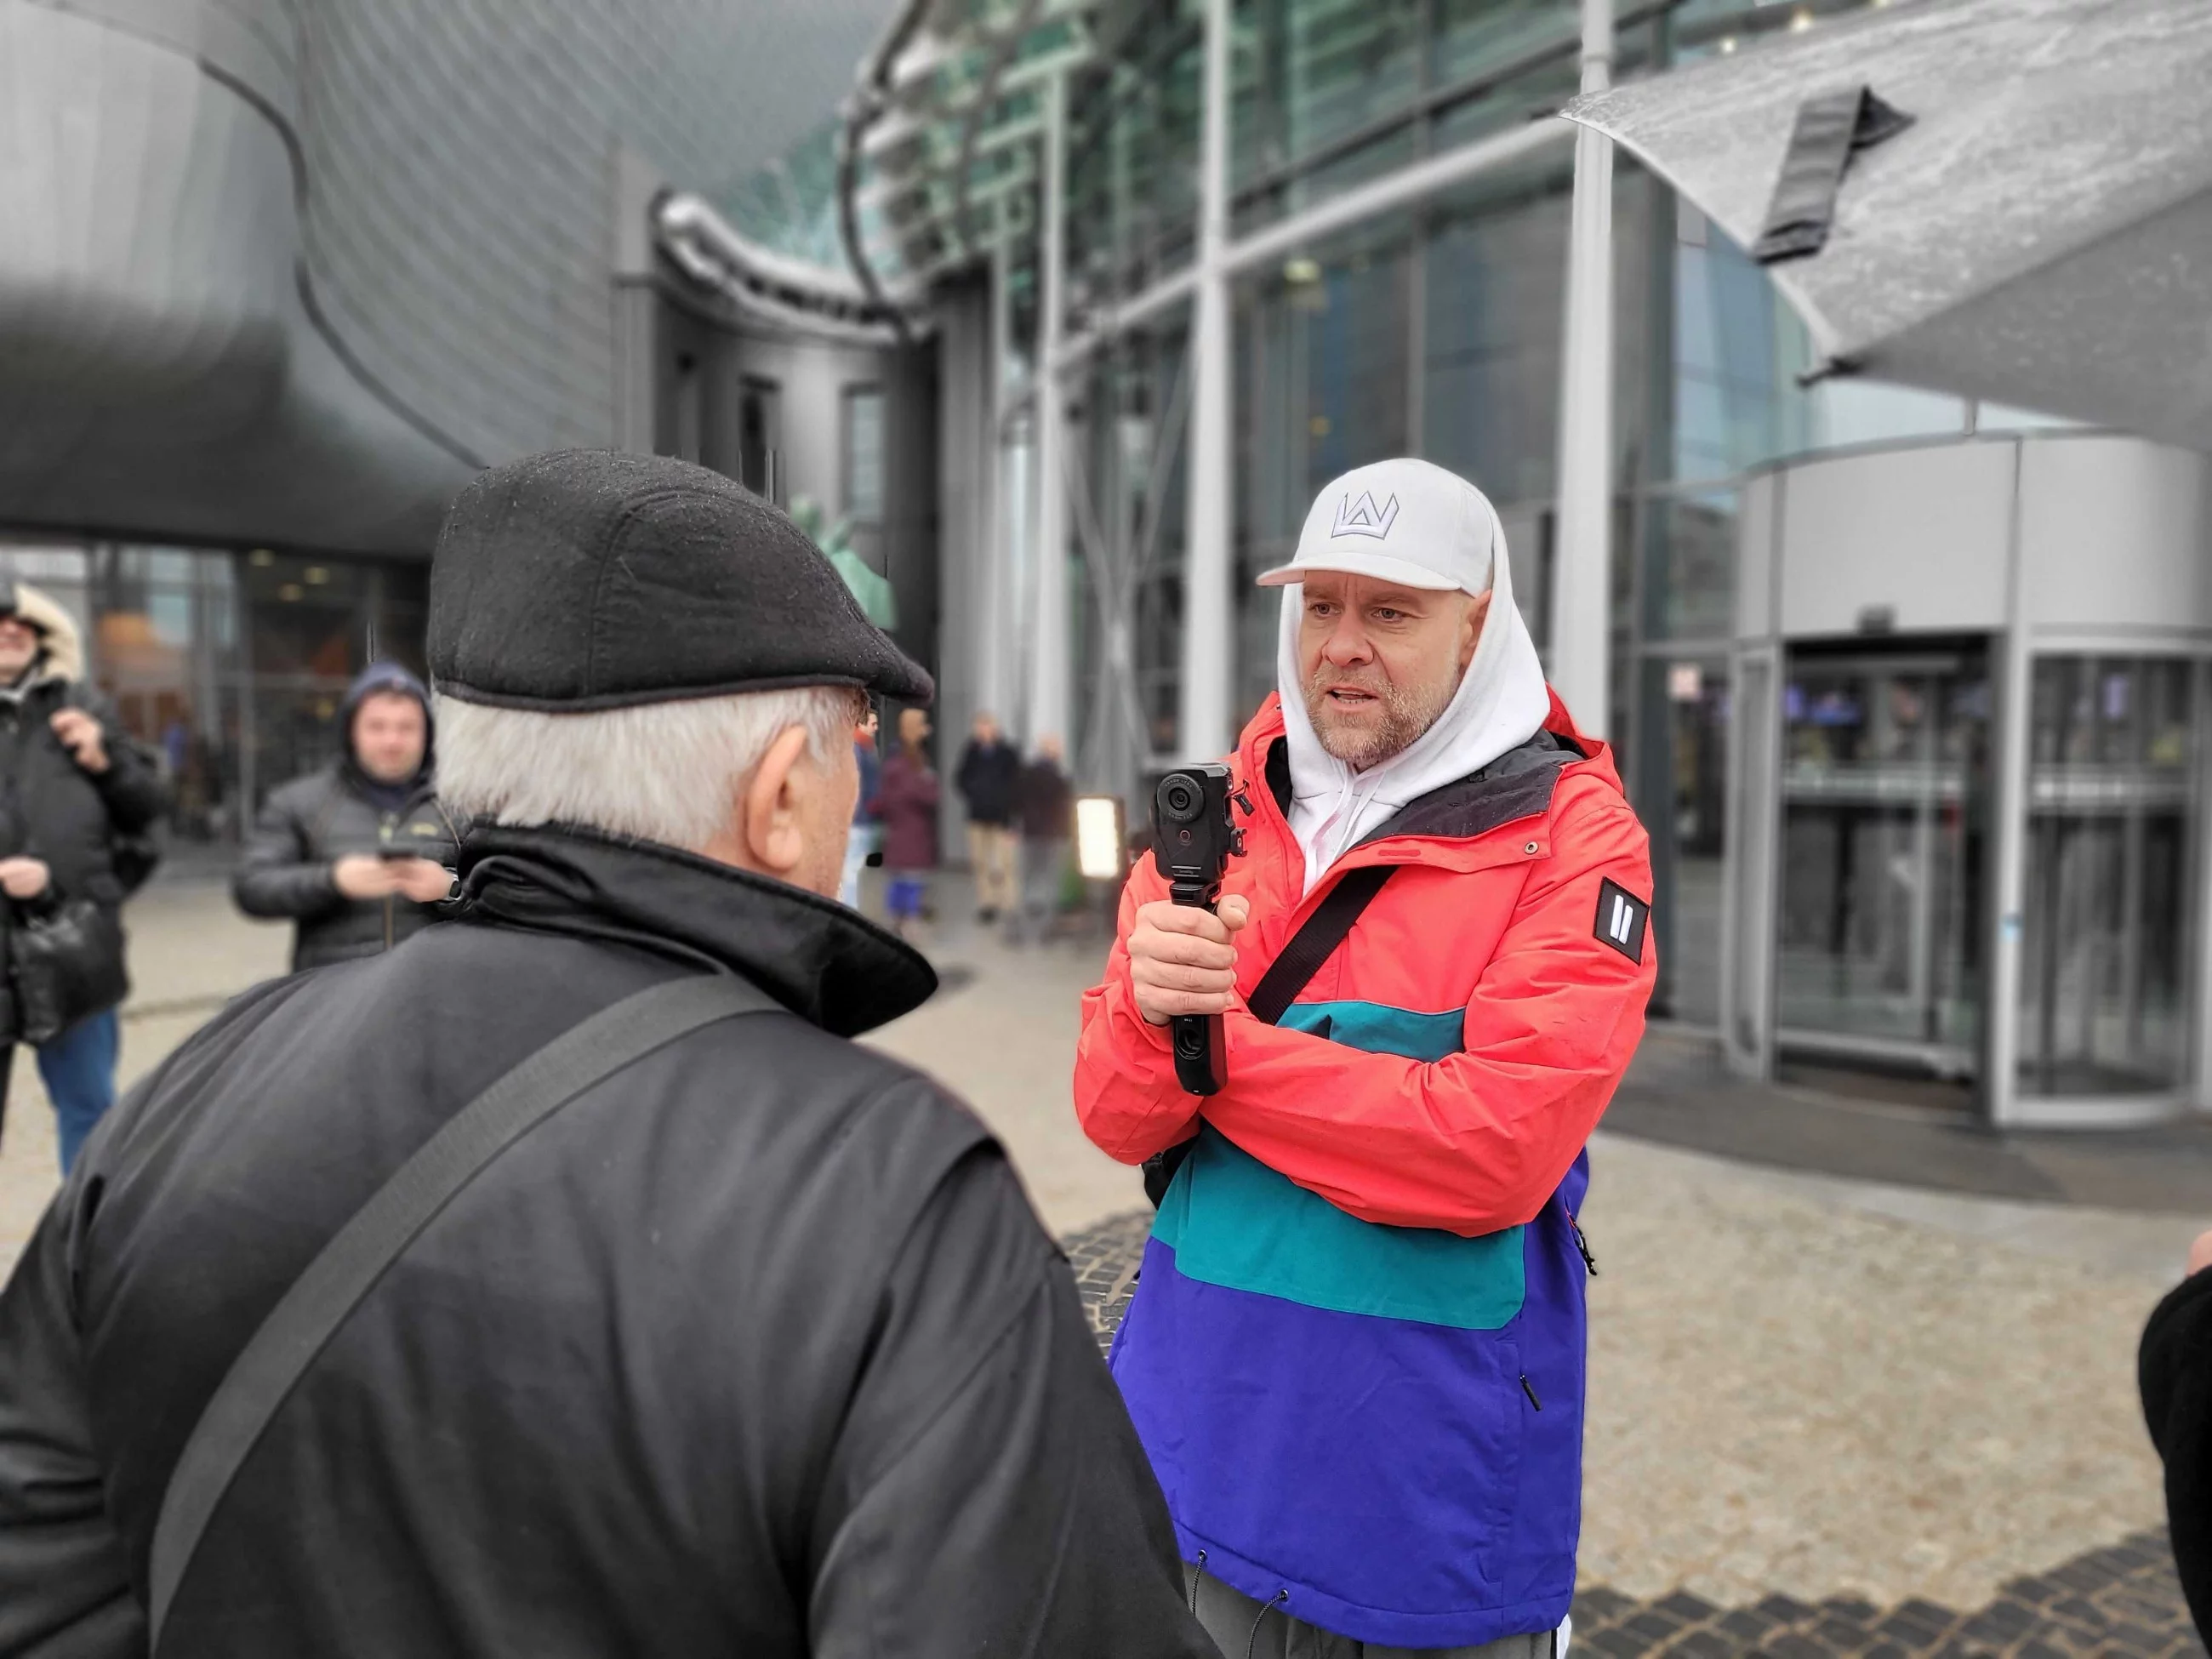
[
  {"xmin": 739, "ymin": 725, "xmax": 814, "ymax": 877},
  {"xmin": 1460, "ymin": 592, "xmax": 1493, "ymax": 671}
]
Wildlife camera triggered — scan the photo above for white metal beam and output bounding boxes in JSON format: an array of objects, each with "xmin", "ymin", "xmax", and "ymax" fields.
[
  {"xmin": 1025, "ymin": 71, "xmax": 1074, "ymax": 749},
  {"xmin": 1177, "ymin": 0, "xmax": 1236, "ymax": 761},
  {"xmin": 1548, "ymin": 0, "xmax": 1616, "ymax": 734}
]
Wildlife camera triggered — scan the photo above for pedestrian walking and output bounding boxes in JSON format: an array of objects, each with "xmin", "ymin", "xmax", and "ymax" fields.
[
  {"xmin": 956, "ymin": 711, "xmax": 1021, "ymax": 923},
  {"xmin": 1009, "ymin": 733, "xmax": 1072, "ymax": 947},
  {"xmin": 2141, "ymin": 1227, "xmax": 2212, "ymax": 1639},
  {"xmin": 873, "ymin": 705, "xmax": 939, "ymax": 938},
  {"xmin": 0, "ymin": 584, "xmax": 167, "ymax": 1174},
  {"xmin": 1076, "ymin": 458, "xmax": 1656, "ymax": 1657},
  {"xmin": 838, "ymin": 702, "xmax": 881, "ymax": 910},
  {"xmin": 0, "ymin": 451, "xmax": 1214, "ymax": 1659},
  {"xmin": 232, "ymin": 662, "xmax": 459, "ymax": 972}
]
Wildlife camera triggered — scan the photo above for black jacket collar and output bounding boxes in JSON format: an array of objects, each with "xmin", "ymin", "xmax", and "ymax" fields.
[
  {"xmin": 452, "ymin": 824, "xmax": 938, "ymax": 1038},
  {"xmin": 1261, "ymin": 729, "xmax": 1578, "ymax": 847}
]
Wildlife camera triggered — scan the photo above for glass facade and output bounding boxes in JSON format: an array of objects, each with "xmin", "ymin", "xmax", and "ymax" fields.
[
  {"xmin": 980, "ymin": 0, "xmax": 2173, "ymax": 1113},
  {"xmin": 0, "ymin": 540, "xmax": 426, "ymax": 873},
  {"xmin": 1073, "ymin": 311, "xmax": 1193, "ymax": 767}
]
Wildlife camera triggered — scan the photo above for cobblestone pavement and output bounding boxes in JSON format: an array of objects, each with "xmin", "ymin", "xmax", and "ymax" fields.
[{"xmin": 1066, "ymin": 1213, "xmax": 2207, "ymax": 1659}]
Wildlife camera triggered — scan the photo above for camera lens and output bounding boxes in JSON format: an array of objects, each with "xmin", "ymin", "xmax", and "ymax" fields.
[{"xmin": 1156, "ymin": 775, "xmax": 1202, "ymax": 824}]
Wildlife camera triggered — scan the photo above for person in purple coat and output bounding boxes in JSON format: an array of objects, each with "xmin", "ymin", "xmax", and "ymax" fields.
[{"xmin": 872, "ymin": 706, "xmax": 940, "ymax": 938}]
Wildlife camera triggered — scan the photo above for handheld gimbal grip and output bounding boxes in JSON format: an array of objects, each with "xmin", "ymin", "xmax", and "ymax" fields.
[{"xmin": 1168, "ymin": 881, "xmax": 1229, "ymax": 1096}]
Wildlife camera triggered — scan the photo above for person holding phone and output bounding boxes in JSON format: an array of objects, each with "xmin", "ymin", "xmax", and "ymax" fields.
[{"xmin": 233, "ymin": 662, "xmax": 459, "ymax": 972}]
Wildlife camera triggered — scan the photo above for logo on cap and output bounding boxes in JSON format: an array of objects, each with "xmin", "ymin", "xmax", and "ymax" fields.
[{"xmin": 1331, "ymin": 491, "xmax": 1400, "ymax": 540}]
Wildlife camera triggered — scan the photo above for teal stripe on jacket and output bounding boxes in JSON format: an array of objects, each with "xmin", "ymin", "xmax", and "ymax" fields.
[{"xmin": 1152, "ymin": 999, "xmax": 1526, "ymax": 1331}]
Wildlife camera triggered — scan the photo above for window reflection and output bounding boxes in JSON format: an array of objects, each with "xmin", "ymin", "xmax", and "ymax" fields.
[
  {"xmin": 2019, "ymin": 656, "xmax": 2200, "ymax": 1097},
  {"xmin": 0, "ymin": 540, "xmax": 430, "ymax": 866}
]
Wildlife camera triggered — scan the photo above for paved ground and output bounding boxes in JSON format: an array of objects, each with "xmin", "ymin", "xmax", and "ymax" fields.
[
  {"xmin": 1612, "ymin": 1033, "xmax": 2212, "ymax": 1214},
  {"xmin": 1, "ymin": 875, "xmax": 2204, "ymax": 1656}
]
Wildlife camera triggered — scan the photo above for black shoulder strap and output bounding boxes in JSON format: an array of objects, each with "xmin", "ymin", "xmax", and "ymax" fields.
[
  {"xmin": 145, "ymin": 972, "xmax": 779, "ymax": 1647},
  {"xmin": 1142, "ymin": 865, "xmax": 1395, "ymax": 1207},
  {"xmin": 1246, "ymin": 864, "xmax": 1395, "ymax": 1026}
]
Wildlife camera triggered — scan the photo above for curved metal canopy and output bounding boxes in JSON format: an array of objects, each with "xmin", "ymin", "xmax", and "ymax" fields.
[{"xmin": 1566, "ymin": 0, "xmax": 2212, "ymax": 449}]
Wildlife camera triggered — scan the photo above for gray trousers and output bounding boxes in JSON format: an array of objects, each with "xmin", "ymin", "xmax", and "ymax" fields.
[
  {"xmin": 1184, "ymin": 1564, "xmax": 1568, "ymax": 1659},
  {"xmin": 1007, "ymin": 836, "xmax": 1067, "ymax": 944}
]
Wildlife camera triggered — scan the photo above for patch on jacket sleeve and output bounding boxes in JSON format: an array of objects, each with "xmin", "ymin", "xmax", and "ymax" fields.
[{"xmin": 1593, "ymin": 878, "xmax": 1649, "ymax": 961}]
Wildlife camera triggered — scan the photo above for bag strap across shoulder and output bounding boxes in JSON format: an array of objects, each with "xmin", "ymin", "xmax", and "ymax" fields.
[
  {"xmin": 1142, "ymin": 865, "xmax": 1395, "ymax": 1206},
  {"xmin": 1245, "ymin": 864, "xmax": 1394, "ymax": 1026},
  {"xmin": 146, "ymin": 972, "xmax": 780, "ymax": 1647}
]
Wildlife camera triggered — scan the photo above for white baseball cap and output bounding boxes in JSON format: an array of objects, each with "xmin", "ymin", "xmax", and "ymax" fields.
[{"xmin": 1256, "ymin": 457, "xmax": 1500, "ymax": 596}]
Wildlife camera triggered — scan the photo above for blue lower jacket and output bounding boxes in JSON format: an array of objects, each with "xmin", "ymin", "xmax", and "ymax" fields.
[{"xmin": 1109, "ymin": 1117, "xmax": 1595, "ymax": 1649}]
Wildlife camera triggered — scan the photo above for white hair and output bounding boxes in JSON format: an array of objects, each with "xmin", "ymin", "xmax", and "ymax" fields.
[{"xmin": 436, "ymin": 686, "xmax": 862, "ymax": 851}]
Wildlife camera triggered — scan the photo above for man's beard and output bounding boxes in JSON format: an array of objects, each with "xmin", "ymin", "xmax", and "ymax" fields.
[{"xmin": 1303, "ymin": 664, "xmax": 1458, "ymax": 770}]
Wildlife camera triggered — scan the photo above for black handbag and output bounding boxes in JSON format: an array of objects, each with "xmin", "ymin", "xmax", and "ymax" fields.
[{"xmin": 11, "ymin": 895, "xmax": 128, "ymax": 1045}]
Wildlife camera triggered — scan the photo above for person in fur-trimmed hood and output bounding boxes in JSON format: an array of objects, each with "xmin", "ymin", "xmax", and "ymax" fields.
[{"xmin": 0, "ymin": 581, "xmax": 168, "ymax": 1172}]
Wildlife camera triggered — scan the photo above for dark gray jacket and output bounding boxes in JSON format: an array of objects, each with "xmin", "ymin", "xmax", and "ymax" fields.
[
  {"xmin": 0, "ymin": 825, "xmax": 1213, "ymax": 1658},
  {"xmin": 231, "ymin": 766, "xmax": 459, "ymax": 972}
]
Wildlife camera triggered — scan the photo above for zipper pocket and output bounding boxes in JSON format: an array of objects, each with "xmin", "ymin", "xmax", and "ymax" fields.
[{"xmin": 1566, "ymin": 1211, "xmax": 1598, "ymax": 1276}]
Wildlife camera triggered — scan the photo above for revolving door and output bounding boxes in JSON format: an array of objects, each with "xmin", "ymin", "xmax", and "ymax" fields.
[
  {"xmin": 1725, "ymin": 637, "xmax": 2206, "ymax": 1115},
  {"xmin": 1772, "ymin": 643, "xmax": 1991, "ymax": 1076}
]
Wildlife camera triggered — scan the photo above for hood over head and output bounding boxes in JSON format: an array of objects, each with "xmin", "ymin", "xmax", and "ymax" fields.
[
  {"xmin": 343, "ymin": 660, "xmax": 435, "ymax": 787},
  {"xmin": 1273, "ymin": 459, "xmax": 1551, "ymax": 893},
  {"xmin": 0, "ymin": 582, "xmax": 84, "ymax": 684}
]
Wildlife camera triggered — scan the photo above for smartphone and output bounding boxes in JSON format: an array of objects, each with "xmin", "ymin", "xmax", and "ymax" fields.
[{"xmin": 377, "ymin": 846, "xmax": 414, "ymax": 863}]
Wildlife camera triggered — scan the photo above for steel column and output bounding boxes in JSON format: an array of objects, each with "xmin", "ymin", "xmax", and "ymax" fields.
[
  {"xmin": 1177, "ymin": 0, "xmax": 1235, "ymax": 761},
  {"xmin": 1985, "ymin": 440, "xmax": 2032, "ymax": 1125},
  {"xmin": 1548, "ymin": 0, "xmax": 1616, "ymax": 733},
  {"xmin": 1026, "ymin": 72, "xmax": 1072, "ymax": 748}
]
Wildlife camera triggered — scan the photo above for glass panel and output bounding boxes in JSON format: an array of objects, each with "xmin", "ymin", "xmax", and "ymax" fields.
[
  {"xmin": 1236, "ymin": 0, "xmax": 1424, "ymax": 195},
  {"xmin": 1808, "ymin": 380, "xmax": 1970, "ymax": 449},
  {"xmin": 1067, "ymin": 9, "xmax": 1203, "ymax": 298},
  {"xmin": 738, "ymin": 377, "xmax": 781, "ymax": 498},
  {"xmin": 2017, "ymin": 656, "xmax": 2199, "ymax": 1096},
  {"xmin": 1239, "ymin": 219, "xmax": 1412, "ymax": 543},
  {"xmin": 844, "ymin": 386, "xmax": 886, "ymax": 522},
  {"xmin": 1422, "ymin": 171, "xmax": 1569, "ymax": 507},
  {"xmin": 1431, "ymin": 0, "xmax": 1575, "ymax": 86},
  {"xmin": 1639, "ymin": 492, "xmax": 1736, "ymax": 642},
  {"xmin": 1635, "ymin": 656, "xmax": 1729, "ymax": 1024},
  {"xmin": 1729, "ymin": 654, "xmax": 1776, "ymax": 1067},
  {"xmin": 1974, "ymin": 402, "xmax": 2081, "ymax": 434},
  {"xmin": 1077, "ymin": 314, "xmax": 1190, "ymax": 771},
  {"xmin": 1670, "ymin": 224, "xmax": 1815, "ymax": 482},
  {"xmin": 1776, "ymin": 645, "xmax": 1991, "ymax": 1063}
]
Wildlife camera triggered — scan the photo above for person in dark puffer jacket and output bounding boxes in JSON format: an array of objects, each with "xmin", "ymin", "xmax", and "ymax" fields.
[
  {"xmin": 0, "ymin": 582, "xmax": 168, "ymax": 1173},
  {"xmin": 232, "ymin": 663, "xmax": 459, "ymax": 972},
  {"xmin": 2141, "ymin": 1227, "xmax": 2212, "ymax": 1642}
]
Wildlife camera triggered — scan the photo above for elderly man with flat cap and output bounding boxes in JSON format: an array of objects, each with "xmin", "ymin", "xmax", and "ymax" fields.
[{"xmin": 0, "ymin": 453, "xmax": 1215, "ymax": 1658}]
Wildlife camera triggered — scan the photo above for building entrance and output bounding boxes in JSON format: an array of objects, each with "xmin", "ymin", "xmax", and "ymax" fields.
[{"xmin": 1773, "ymin": 641, "xmax": 1992, "ymax": 1077}]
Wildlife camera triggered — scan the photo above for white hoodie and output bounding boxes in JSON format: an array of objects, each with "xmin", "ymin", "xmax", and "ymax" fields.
[{"xmin": 1268, "ymin": 461, "xmax": 1552, "ymax": 895}]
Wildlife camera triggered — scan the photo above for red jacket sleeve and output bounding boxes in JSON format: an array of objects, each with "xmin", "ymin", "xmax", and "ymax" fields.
[
  {"xmin": 1075, "ymin": 784, "xmax": 1656, "ymax": 1237},
  {"xmin": 1073, "ymin": 852, "xmax": 1196, "ymax": 1161}
]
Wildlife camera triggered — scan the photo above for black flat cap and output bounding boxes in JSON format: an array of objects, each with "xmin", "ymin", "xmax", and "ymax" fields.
[{"xmin": 427, "ymin": 449, "xmax": 932, "ymax": 711}]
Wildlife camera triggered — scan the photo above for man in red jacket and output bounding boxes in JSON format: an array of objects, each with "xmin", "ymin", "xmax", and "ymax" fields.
[{"xmin": 1076, "ymin": 458, "xmax": 1656, "ymax": 1656}]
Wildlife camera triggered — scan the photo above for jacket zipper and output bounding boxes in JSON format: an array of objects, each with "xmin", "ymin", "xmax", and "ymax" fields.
[
  {"xmin": 1566, "ymin": 1211, "xmax": 1599, "ymax": 1276},
  {"xmin": 380, "ymin": 816, "xmax": 396, "ymax": 949}
]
